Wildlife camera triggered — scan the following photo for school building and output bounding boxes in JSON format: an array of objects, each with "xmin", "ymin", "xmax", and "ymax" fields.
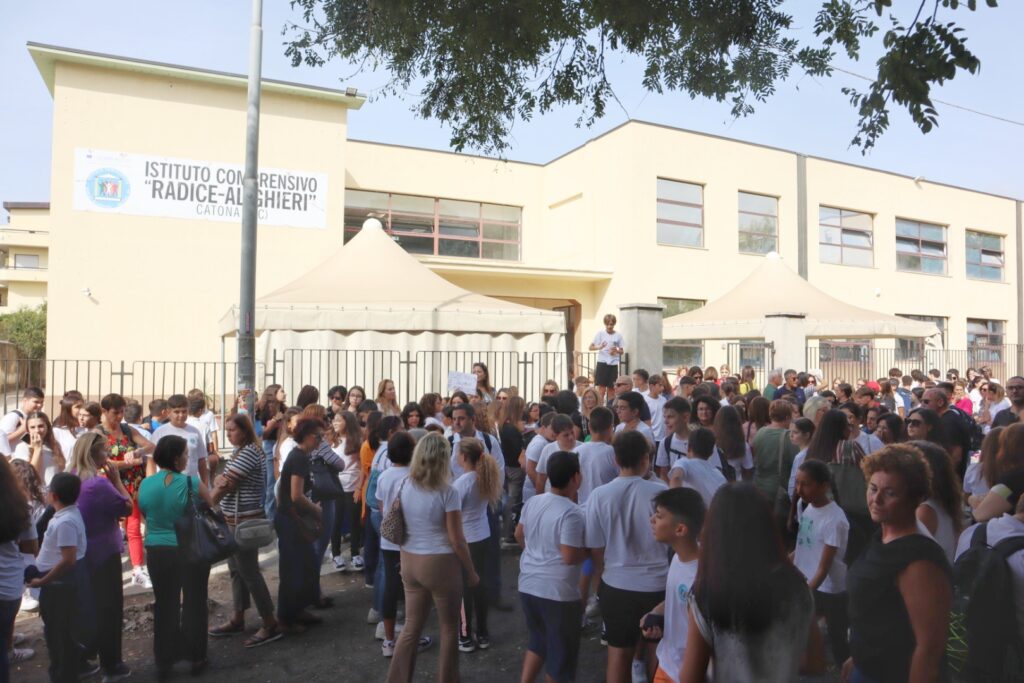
[{"xmin": 5, "ymin": 42, "xmax": 1022, "ymax": 386}]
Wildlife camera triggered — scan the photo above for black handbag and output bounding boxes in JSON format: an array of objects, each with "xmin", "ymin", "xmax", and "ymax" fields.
[
  {"xmin": 310, "ymin": 453, "xmax": 344, "ymax": 501},
  {"xmin": 175, "ymin": 476, "xmax": 238, "ymax": 565}
]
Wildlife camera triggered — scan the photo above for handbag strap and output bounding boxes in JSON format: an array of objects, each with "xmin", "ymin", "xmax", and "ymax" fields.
[{"xmin": 393, "ymin": 476, "xmax": 408, "ymax": 509}]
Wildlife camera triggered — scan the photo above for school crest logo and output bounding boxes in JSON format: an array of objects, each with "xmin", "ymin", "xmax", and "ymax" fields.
[{"xmin": 85, "ymin": 168, "xmax": 131, "ymax": 208}]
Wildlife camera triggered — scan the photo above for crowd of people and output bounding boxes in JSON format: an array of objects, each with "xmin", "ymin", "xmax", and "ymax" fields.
[{"xmin": 2, "ymin": 333, "xmax": 1024, "ymax": 682}]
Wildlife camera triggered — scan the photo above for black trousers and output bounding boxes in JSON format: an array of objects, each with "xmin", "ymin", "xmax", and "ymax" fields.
[
  {"xmin": 461, "ymin": 539, "xmax": 491, "ymax": 639},
  {"xmin": 380, "ymin": 549, "xmax": 403, "ymax": 620},
  {"xmin": 147, "ymin": 546, "xmax": 210, "ymax": 671},
  {"xmin": 814, "ymin": 590, "xmax": 850, "ymax": 665},
  {"xmin": 86, "ymin": 553, "xmax": 124, "ymax": 673},
  {"xmin": 332, "ymin": 491, "xmax": 362, "ymax": 558},
  {"xmin": 40, "ymin": 580, "xmax": 79, "ymax": 683}
]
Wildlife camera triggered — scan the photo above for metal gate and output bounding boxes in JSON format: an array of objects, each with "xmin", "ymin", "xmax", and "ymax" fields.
[{"xmin": 726, "ymin": 342, "xmax": 774, "ymax": 390}]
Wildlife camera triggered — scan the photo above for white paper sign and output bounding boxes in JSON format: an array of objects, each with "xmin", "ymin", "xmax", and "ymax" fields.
[
  {"xmin": 447, "ymin": 371, "xmax": 478, "ymax": 395},
  {"xmin": 73, "ymin": 148, "xmax": 328, "ymax": 229}
]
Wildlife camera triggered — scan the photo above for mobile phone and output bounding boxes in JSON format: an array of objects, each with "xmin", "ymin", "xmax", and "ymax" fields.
[{"xmin": 642, "ymin": 613, "xmax": 664, "ymax": 632}]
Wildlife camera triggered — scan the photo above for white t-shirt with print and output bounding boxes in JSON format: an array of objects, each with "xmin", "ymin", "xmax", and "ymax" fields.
[
  {"xmin": 576, "ymin": 441, "xmax": 619, "ymax": 507},
  {"xmin": 376, "ymin": 466, "xmax": 409, "ymax": 552},
  {"xmin": 656, "ymin": 556, "xmax": 699, "ymax": 683},
  {"xmin": 669, "ymin": 458, "xmax": 727, "ymax": 509},
  {"xmin": 186, "ymin": 415, "xmax": 213, "ymax": 450},
  {"xmin": 151, "ymin": 423, "xmax": 208, "ymax": 477},
  {"xmin": 399, "ymin": 482, "xmax": 460, "ymax": 555},
  {"xmin": 586, "ymin": 476, "xmax": 670, "ymax": 592},
  {"xmin": 454, "ymin": 471, "xmax": 492, "ymax": 543},
  {"xmin": 518, "ymin": 492, "xmax": 586, "ymax": 601},
  {"xmin": 794, "ymin": 501, "xmax": 850, "ymax": 594},
  {"xmin": 592, "ymin": 330, "xmax": 624, "ymax": 366}
]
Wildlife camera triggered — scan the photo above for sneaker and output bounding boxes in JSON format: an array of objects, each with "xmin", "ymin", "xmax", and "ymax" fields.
[
  {"xmin": 9, "ymin": 647, "xmax": 34, "ymax": 663},
  {"xmin": 458, "ymin": 636, "xmax": 476, "ymax": 653},
  {"xmin": 476, "ymin": 634, "xmax": 490, "ymax": 650},
  {"xmin": 631, "ymin": 659, "xmax": 647, "ymax": 683},
  {"xmin": 417, "ymin": 636, "xmax": 433, "ymax": 652},
  {"xmin": 375, "ymin": 621, "xmax": 403, "ymax": 640},
  {"xmin": 351, "ymin": 555, "xmax": 365, "ymax": 570},
  {"xmin": 19, "ymin": 589, "xmax": 38, "ymax": 612},
  {"xmin": 585, "ymin": 595, "xmax": 600, "ymax": 619},
  {"xmin": 101, "ymin": 662, "xmax": 132, "ymax": 683},
  {"xmin": 332, "ymin": 555, "xmax": 348, "ymax": 571},
  {"xmin": 131, "ymin": 567, "xmax": 152, "ymax": 589},
  {"xmin": 381, "ymin": 639, "xmax": 395, "ymax": 658},
  {"xmin": 80, "ymin": 660, "xmax": 101, "ymax": 678},
  {"xmin": 367, "ymin": 607, "xmax": 381, "ymax": 624}
]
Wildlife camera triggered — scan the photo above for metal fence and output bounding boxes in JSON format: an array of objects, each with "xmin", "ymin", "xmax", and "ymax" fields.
[
  {"xmin": 269, "ymin": 349, "xmax": 628, "ymax": 404},
  {"xmin": 726, "ymin": 342, "xmax": 775, "ymax": 390},
  {"xmin": 806, "ymin": 344, "xmax": 1024, "ymax": 386}
]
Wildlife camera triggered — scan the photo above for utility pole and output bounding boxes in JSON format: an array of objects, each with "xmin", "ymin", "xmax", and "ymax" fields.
[{"xmin": 238, "ymin": 0, "xmax": 263, "ymax": 412}]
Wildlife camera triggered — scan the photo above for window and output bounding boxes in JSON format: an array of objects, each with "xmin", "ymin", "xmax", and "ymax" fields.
[
  {"xmin": 13, "ymin": 254, "xmax": 39, "ymax": 269},
  {"xmin": 819, "ymin": 207, "xmax": 873, "ymax": 267},
  {"xmin": 659, "ymin": 297, "xmax": 704, "ymax": 368},
  {"xmin": 896, "ymin": 315, "xmax": 946, "ymax": 361},
  {"xmin": 657, "ymin": 179, "xmax": 703, "ymax": 247},
  {"xmin": 343, "ymin": 189, "xmax": 521, "ymax": 261},
  {"xmin": 968, "ymin": 318, "xmax": 1005, "ymax": 364},
  {"xmin": 966, "ymin": 230, "xmax": 1004, "ymax": 281},
  {"xmin": 738, "ymin": 192, "xmax": 778, "ymax": 254},
  {"xmin": 896, "ymin": 218, "xmax": 946, "ymax": 274}
]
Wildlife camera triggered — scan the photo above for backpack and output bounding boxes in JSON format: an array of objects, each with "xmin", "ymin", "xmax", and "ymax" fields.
[
  {"xmin": 950, "ymin": 405, "xmax": 984, "ymax": 452},
  {"xmin": 447, "ymin": 432, "xmax": 493, "ymax": 453},
  {"xmin": 948, "ymin": 522, "xmax": 1024, "ymax": 681},
  {"xmin": 364, "ymin": 447, "xmax": 390, "ymax": 509},
  {"xmin": 829, "ymin": 441, "xmax": 874, "ymax": 564}
]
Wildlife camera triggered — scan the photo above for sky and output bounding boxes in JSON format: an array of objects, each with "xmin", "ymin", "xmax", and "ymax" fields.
[{"xmin": 1, "ymin": 0, "xmax": 1021, "ymax": 219}]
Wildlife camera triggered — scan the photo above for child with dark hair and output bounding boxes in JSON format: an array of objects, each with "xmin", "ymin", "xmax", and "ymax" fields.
[
  {"xmin": 27, "ymin": 472, "xmax": 87, "ymax": 683},
  {"xmin": 642, "ymin": 487, "xmax": 706, "ymax": 682},
  {"xmin": 515, "ymin": 451, "xmax": 585, "ymax": 683},
  {"xmin": 668, "ymin": 427, "xmax": 727, "ymax": 508}
]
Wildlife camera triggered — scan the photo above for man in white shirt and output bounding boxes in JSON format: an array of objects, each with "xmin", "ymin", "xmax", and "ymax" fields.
[
  {"xmin": 151, "ymin": 394, "xmax": 209, "ymax": 483},
  {"xmin": 587, "ymin": 430, "xmax": 669, "ymax": 683},
  {"xmin": 590, "ymin": 313, "xmax": 625, "ymax": 405},
  {"xmin": 447, "ymin": 403, "xmax": 504, "ymax": 479},
  {"xmin": 0, "ymin": 386, "xmax": 44, "ymax": 455},
  {"xmin": 516, "ymin": 451, "xmax": 586, "ymax": 683}
]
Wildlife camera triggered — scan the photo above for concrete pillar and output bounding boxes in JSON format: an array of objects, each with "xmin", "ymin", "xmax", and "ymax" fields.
[
  {"xmin": 619, "ymin": 303, "xmax": 665, "ymax": 373},
  {"xmin": 764, "ymin": 314, "xmax": 807, "ymax": 371}
]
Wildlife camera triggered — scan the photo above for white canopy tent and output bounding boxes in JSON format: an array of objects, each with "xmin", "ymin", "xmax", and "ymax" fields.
[
  {"xmin": 661, "ymin": 253, "xmax": 941, "ymax": 368},
  {"xmin": 219, "ymin": 220, "xmax": 566, "ymax": 388}
]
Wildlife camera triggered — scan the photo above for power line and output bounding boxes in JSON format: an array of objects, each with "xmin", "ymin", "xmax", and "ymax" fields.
[{"xmin": 831, "ymin": 66, "xmax": 1024, "ymax": 128}]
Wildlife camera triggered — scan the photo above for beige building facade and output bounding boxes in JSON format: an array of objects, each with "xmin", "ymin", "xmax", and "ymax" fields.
[
  {"xmin": 0, "ymin": 202, "xmax": 49, "ymax": 311},
  {"xmin": 8, "ymin": 43, "xmax": 1022, "ymax": 383}
]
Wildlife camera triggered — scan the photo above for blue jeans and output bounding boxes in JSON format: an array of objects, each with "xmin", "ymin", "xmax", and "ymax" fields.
[
  {"xmin": 263, "ymin": 440, "xmax": 276, "ymax": 518},
  {"xmin": 0, "ymin": 596, "xmax": 21, "ymax": 683},
  {"xmin": 368, "ymin": 509, "xmax": 385, "ymax": 612}
]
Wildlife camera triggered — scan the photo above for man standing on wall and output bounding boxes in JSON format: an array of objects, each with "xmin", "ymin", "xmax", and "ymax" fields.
[{"xmin": 590, "ymin": 314, "xmax": 624, "ymax": 405}]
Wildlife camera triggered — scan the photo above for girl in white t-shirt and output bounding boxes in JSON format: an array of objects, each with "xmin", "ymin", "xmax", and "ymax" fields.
[
  {"xmin": 793, "ymin": 459, "xmax": 850, "ymax": 667},
  {"xmin": 330, "ymin": 412, "xmax": 364, "ymax": 572},
  {"xmin": 453, "ymin": 438, "xmax": 502, "ymax": 652},
  {"xmin": 12, "ymin": 413, "xmax": 65, "ymax": 488}
]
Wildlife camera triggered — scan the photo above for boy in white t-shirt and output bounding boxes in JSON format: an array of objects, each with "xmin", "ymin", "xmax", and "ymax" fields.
[
  {"xmin": 151, "ymin": 394, "xmax": 209, "ymax": 483},
  {"xmin": 573, "ymin": 406, "xmax": 618, "ymax": 620},
  {"xmin": 668, "ymin": 427, "xmax": 727, "ymax": 509},
  {"xmin": 655, "ymin": 398, "xmax": 692, "ymax": 483},
  {"xmin": 793, "ymin": 459, "xmax": 850, "ymax": 667},
  {"xmin": 516, "ymin": 451, "xmax": 586, "ymax": 683},
  {"xmin": 641, "ymin": 487, "xmax": 705, "ymax": 683},
  {"xmin": 586, "ymin": 430, "xmax": 669, "ymax": 683},
  {"xmin": 590, "ymin": 314, "xmax": 624, "ymax": 405},
  {"xmin": 536, "ymin": 414, "xmax": 581, "ymax": 493},
  {"xmin": 645, "ymin": 375, "xmax": 669, "ymax": 443},
  {"xmin": 522, "ymin": 412, "xmax": 556, "ymax": 504}
]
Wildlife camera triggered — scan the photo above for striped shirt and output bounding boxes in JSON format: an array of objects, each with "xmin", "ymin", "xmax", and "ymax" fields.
[{"xmin": 220, "ymin": 443, "xmax": 266, "ymax": 518}]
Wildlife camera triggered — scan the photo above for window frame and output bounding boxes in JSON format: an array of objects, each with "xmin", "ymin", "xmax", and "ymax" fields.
[
  {"xmin": 896, "ymin": 315, "xmax": 947, "ymax": 362},
  {"xmin": 656, "ymin": 178, "xmax": 705, "ymax": 249},
  {"xmin": 818, "ymin": 206, "xmax": 874, "ymax": 268},
  {"xmin": 12, "ymin": 253, "xmax": 40, "ymax": 270},
  {"xmin": 659, "ymin": 297, "xmax": 705, "ymax": 369},
  {"xmin": 895, "ymin": 218, "xmax": 947, "ymax": 275},
  {"xmin": 965, "ymin": 229, "xmax": 1005, "ymax": 282},
  {"xmin": 737, "ymin": 191, "xmax": 779, "ymax": 255},
  {"xmin": 343, "ymin": 189, "xmax": 521, "ymax": 261}
]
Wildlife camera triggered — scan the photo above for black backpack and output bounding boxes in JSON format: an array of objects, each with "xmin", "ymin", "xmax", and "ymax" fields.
[
  {"xmin": 948, "ymin": 522, "xmax": 1024, "ymax": 681},
  {"xmin": 950, "ymin": 405, "xmax": 984, "ymax": 452}
]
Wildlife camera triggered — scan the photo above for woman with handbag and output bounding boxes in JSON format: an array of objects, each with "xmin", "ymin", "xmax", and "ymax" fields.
[
  {"xmin": 385, "ymin": 432, "xmax": 479, "ymax": 683},
  {"xmin": 209, "ymin": 414, "xmax": 281, "ymax": 648},
  {"xmin": 137, "ymin": 435, "xmax": 214, "ymax": 679},
  {"xmin": 274, "ymin": 417, "xmax": 324, "ymax": 635}
]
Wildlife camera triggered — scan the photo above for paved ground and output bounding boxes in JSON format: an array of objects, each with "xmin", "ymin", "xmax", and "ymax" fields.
[{"xmin": 10, "ymin": 547, "xmax": 842, "ymax": 682}]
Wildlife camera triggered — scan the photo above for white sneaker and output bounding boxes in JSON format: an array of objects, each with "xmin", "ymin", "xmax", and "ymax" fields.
[
  {"xmin": 131, "ymin": 567, "xmax": 152, "ymax": 589},
  {"xmin": 19, "ymin": 589, "xmax": 38, "ymax": 612},
  {"xmin": 367, "ymin": 607, "xmax": 381, "ymax": 624},
  {"xmin": 375, "ymin": 621, "xmax": 403, "ymax": 640},
  {"xmin": 631, "ymin": 659, "xmax": 648, "ymax": 683},
  {"xmin": 9, "ymin": 647, "xmax": 34, "ymax": 663},
  {"xmin": 333, "ymin": 555, "xmax": 348, "ymax": 571},
  {"xmin": 381, "ymin": 639, "xmax": 395, "ymax": 657},
  {"xmin": 351, "ymin": 555, "xmax": 365, "ymax": 570},
  {"xmin": 585, "ymin": 595, "xmax": 600, "ymax": 619}
]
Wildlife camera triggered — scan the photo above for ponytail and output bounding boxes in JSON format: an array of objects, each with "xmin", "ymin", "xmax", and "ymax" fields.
[{"xmin": 458, "ymin": 438, "xmax": 502, "ymax": 504}]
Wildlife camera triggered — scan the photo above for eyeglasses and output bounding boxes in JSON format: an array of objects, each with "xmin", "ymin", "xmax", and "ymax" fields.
[
  {"xmin": 497, "ymin": 395, "xmax": 509, "ymax": 401},
  {"xmin": 920, "ymin": 399, "xmax": 931, "ymax": 405},
  {"xmin": 906, "ymin": 419, "xmax": 924, "ymax": 426},
  {"xmin": 330, "ymin": 395, "xmax": 343, "ymax": 401},
  {"xmin": 1007, "ymin": 385, "xmax": 1024, "ymax": 392}
]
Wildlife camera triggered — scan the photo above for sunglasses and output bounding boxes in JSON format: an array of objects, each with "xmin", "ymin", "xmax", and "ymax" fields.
[{"xmin": 907, "ymin": 418, "xmax": 924, "ymax": 426}]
